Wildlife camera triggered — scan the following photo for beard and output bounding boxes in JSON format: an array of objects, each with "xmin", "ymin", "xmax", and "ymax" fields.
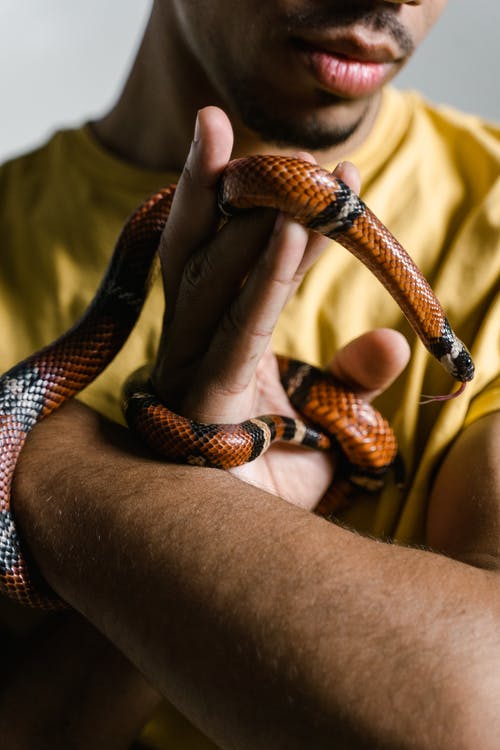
[{"xmin": 226, "ymin": 78, "xmax": 369, "ymax": 151}]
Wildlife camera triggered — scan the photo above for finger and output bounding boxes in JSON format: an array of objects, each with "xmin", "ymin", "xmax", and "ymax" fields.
[
  {"xmin": 193, "ymin": 158, "xmax": 365, "ymax": 397},
  {"xmin": 156, "ymin": 151, "xmax": 331, "ymax": 399},
  {"xmin": 182, "ymin": 213, "xmax": 311, "ymax": 416},
  {"xmin": 154, "ymin": 106, "xmax": 238, "ymax": 397},
  {"xmin": 196, "ymin": 156, "xmax": 365, "ymax": 392},
  {"xmin": 155, "ymin": 208, "xmax": 277, "ymax": 401},
  {"xmin": 158, "ymin": 106, "xmax": 234, "ymax": 313},
  {"xmin": 328, "ymin": 328, "xmax": 410, "ymax": 400},
  {"xmin": 332, "ymin": 160, "xmax": 361, "ymax": 195},
  {"xmin": 174, "ymin": 209, "xmax": 276, "ymax": 340}
]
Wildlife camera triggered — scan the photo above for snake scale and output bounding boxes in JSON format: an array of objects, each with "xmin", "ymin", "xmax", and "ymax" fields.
[{"xmin": 0, "ymin": 155, "xmax": 474, "ymax": 608}]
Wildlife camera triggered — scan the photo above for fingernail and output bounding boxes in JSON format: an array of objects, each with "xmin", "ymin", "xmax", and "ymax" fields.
[
  {"xmin": 193, "ymin": 112, "xmax": 201, "ymax": 144},
  {"xmin": 186, "ymin": 113, "xmax": 201, "ymax": 166}
]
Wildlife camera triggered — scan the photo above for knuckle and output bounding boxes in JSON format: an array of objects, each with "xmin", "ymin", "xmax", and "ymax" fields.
[
  {"xmin": 220, "ymin": 300, "xmax": 273, "ymax": 340},
  {"xmin": 182, "ymin": 247, "xmax": 215, "ymax": 290},
  {"xmin": 220, "ymin": 301, "xmax": 245, "ymax": 336}
]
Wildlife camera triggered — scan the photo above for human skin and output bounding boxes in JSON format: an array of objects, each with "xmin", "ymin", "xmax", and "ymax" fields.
[
  {"xmin": 95, "ymin": 0, "xmax": 449, "ymax": 169},
  {"xmin": 10, "ymin": 107, "xmax": 500, "ymax": 750},
  {"xmin": 5, "ymin": 0, "xmax": 500, "ymax": 748}
]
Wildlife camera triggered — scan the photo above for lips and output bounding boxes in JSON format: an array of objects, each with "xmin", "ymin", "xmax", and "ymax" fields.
[{"xmin": 294, "ymin": 37, "xmax": 398, "ymax": 99}]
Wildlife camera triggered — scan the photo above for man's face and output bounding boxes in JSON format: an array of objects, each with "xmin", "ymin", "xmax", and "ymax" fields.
[{"xmin": 169, "ymin": 0, "xmax": 448, "ymax": 150}]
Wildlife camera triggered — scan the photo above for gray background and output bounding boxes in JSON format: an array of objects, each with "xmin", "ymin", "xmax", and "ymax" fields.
[{"xmin": 1, "ymin": 0, "xmax": 498, "ymax": 163}]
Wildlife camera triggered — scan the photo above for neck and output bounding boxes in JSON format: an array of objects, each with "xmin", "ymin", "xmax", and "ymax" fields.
[{"xmin": 91, "ymin": 4, "xmax": 380, "ymax": 173}]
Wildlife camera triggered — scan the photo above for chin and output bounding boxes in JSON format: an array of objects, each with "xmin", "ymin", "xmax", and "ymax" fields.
[
  {"xmin": 244, "ymin": 102, "xmax": 371, "ymax": 152},
  {"xmin": 230, "ymin": 78, "xmax": 377, "ymax": 151}
]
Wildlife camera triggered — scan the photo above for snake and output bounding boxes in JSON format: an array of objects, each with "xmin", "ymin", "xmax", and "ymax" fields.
[{"xmin": 0, "ymin": 155, "xmax": 474, "ymax": 608}]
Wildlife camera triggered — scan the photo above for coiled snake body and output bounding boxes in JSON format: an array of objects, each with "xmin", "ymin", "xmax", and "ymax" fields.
[{"xmin": 0, "ymin": 156, "xmax": 474, "ymax": 607}]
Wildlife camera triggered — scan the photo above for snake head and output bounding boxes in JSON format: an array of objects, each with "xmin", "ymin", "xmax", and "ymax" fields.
[
  {"xmin": 445, "ymin": 344, "xmax": 475, "ymax": 382},
  {"xmin": 428, "ymin": 318, "xmax": 475, "ymax": 382}
]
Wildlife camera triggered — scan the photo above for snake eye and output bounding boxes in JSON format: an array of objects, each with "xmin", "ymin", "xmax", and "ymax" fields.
[{"xmin": 452, "ymin": 347, "xmax": 475, "ymax": 382}]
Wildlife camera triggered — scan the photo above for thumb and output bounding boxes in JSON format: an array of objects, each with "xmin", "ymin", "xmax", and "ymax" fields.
[{"xmin": 328, "ymin": 328, "xmax": 410, "ymax": 400}]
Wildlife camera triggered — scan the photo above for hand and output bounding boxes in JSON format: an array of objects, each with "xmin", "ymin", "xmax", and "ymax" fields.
[
  {"xmin": 152, "ymin": 106, "xmax": 409, "ymax": 509},
  {"xmin": 152, "ymin": 105, "xmax": 331, "ymax": 418}
]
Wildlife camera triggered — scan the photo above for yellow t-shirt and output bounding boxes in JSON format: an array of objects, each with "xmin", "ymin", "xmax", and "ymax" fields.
[{"xmin": 1, "ymin": 87, "xmax": 499, "ymax": 748}]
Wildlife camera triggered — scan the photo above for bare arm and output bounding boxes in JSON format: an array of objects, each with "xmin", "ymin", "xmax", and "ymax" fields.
[
  {"xmin": 12, "ymin": 400, "xmax": 500, "ymax": 750},
  {"xmin": 8, "ymin": 104, "xmax": 500, "ymax": 750}
]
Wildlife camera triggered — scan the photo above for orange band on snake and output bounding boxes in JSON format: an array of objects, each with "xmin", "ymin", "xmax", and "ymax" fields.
[{"xmin": 0, "ymin": 156, "xmax": 474, "ymax": 608}]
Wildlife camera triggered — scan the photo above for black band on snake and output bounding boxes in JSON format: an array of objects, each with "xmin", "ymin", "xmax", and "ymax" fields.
[{"xmin": 0, "ymin": 155, "xmax": 474, "ymax": 608}]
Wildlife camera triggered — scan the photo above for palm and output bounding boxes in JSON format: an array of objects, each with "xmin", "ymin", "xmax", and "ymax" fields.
[{"xmin": 224, "ymin": 350, "xmax": 336, "ymax": 511}]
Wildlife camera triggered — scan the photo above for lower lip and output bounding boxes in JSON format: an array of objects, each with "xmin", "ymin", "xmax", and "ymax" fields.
[{"xmin": 299, "ymin": 46, "xmax": 392, "ymax": 98}]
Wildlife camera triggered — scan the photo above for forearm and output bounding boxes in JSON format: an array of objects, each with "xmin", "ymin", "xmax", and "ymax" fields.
[{"xmin": 13, "ymin": 402, "xmax": 500, "ymax": 750}]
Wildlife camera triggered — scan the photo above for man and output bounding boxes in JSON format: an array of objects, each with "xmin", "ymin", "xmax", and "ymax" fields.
[{"xmin": 1, "ymin": 1, "xmax": 500, "ymax": 748}]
